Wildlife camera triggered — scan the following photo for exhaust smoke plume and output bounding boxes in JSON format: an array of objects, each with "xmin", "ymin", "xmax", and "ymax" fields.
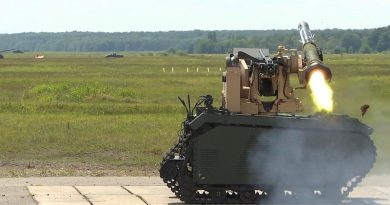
[
  {"xmin": 247, "ymin": 122, "xmax": 375, "ymax": 203},
  {"xmin": 308, "ymin": 70, "xmax": 334, "ymax": 112}
]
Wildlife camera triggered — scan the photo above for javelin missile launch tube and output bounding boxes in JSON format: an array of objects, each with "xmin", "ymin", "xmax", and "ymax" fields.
[
  {"xmin": 298, "ymin": 21, "xmax": 315, "ymax": 44},
  {"xmin": 298, "ymin": 21, "xmax": 332, "ymax": 82}
]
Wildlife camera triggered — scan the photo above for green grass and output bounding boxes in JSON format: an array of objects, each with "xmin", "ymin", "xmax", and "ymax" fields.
[{"xmin": 0, "ymin": 52, "xmax": 389, "ymax": 176}]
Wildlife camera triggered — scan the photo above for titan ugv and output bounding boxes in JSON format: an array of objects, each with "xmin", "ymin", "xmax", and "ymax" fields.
[{"xmin": 160, "ymin": 22, "xmax": 376, "ymax": 203}]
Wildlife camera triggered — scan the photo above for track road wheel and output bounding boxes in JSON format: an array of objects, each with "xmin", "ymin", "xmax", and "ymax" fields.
[
  {"xmin": 210, "ymin": 190, "xmax": 227, "ymax": 203},
  {"xmin": 239, "ymin": 189, "xmax": 256, "ymax": 203}
]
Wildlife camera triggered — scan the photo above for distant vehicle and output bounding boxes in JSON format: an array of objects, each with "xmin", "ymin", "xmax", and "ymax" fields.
[
  {"xmin": 35, "ymin": 54, "xmax": 44, "ymax": 59},
  {"xmin": 105, "ymin": 53, "xmax": 124, "ymax": 58},
  {"xmin": 13, "ymin": 50, "xmax": 24, "ymax": 54}
]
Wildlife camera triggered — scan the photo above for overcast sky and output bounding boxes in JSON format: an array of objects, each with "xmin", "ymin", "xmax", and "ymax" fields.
[{"xmin": 0, "ymin": 0, "xmax": 388, "ymax": 33}]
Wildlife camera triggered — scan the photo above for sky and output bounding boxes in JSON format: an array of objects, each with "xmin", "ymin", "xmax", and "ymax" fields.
[{"xmin": 0, "ymin": 0, "xmax": 389, "ymax": 33}]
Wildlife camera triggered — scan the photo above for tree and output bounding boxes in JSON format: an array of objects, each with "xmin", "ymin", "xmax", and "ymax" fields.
[
  {"xmin": 207, "ymin": 31, "xmax": 217, "ymax": 42},
  {"xmin": 341, "ymin": 33, "xmax": 362, "ymax": 53},
  {"xmin": 167, "ymin": 48, "xmax": 176, "ymax": 54},
  {"xmin": 368, "ymin": 29, "xmax": 382, "ymax": 50},
  {"xmin": 0, "ymin": 27, "xmax": 389, "ymax": 53},
  {"xmin": 376, "ymin": 31, "xmax": 390, "ymax": 52},
  {"xmin": 359, "ymin": 40, "xmax": 371, "ymax": 53}
]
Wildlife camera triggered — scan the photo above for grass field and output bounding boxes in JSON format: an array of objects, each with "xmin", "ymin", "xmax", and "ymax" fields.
[{"xmin": 0, "ymin": 52, "xmax": 389, "ymax": 176}]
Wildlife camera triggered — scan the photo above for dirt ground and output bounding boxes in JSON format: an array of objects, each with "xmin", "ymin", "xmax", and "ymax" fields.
[{"xmin": 0, "ymin": 162, "xmax": 158, "ymax": 177}]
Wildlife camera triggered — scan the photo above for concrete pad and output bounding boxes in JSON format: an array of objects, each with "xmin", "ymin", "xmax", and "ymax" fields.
[
  {"xmin": 349, "ymin": 186, "xmax": 390, "ymax": 205},
  {"xmin": 13, "ymin": 176, "xmax": 390, "ymax": 205},
  {"xmin": 373, "ymin": 186, "xmax": 390, "ymax": 195},
  {"xmin": 124, "ymin": 185, "xmax": 174, "ymax": 196},
  {"xmin": 123, "ymin": 186, "xmax": 181, "ymax": 205},
  {"xmin": 28, "ymin": 186, "xmax": 89, "ymax": 205},
  {"xmin": 75, "ymin": 186, "xmax": 146, "ymax": 205},
  {"xmin": 86, "ymin": 194, "xmax": 146, "ymax": 205},
  {"xmin": 31, "ymin": 194, "xmax": 88, "ymax": 204},
  {"xmin": 350, "ymin": 186, "xmax": 390, "ymax": 197},
  {"xmin": 350, "ymin": 186, "xmax": 380, "ymax": 197},
  {"xmin": 0, "ymin": 186, "xmax": 37, "ymax": 205},
  {"xmin": 75, "ymin": 186, "xmax": 130, "ymax": 195},
  {"xmin": 140, "ymin": 194, "xmax": 184, "ymax": 205},
  {"xmin": 28, "ymin": 186, "xmax": 80, "ymax": 195},
  {"xmin": 123, "ymin": 186, "xmax": 196, "ymax": 205},
  {"xmin": 37, "ymin": 202, "xmax": 90, "ymax": 205}
]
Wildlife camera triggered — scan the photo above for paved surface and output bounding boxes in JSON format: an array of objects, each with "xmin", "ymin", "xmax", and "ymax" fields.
[{"xmin": 0, "ymin": 176, "xmax": 389, "ymax": 205}]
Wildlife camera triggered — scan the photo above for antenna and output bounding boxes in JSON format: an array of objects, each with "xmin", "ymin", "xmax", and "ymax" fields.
[
  {"xmin": 177, "ymin": 96, "xmax": 189, "ymax": 114},
  {"xmin": 187, "ymin": 94, "xmax": 191, "ymax": 115}
]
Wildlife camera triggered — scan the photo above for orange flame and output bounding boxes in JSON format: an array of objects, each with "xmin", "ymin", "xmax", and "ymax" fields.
[{"xmin": 308, "ymin": 70, "xmax": 333, "ymax": 112}]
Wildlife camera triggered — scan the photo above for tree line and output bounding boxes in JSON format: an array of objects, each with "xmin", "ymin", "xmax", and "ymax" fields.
[{"xmin": 0, "ymin": 26, "xmax": 389, "ymax": 54}]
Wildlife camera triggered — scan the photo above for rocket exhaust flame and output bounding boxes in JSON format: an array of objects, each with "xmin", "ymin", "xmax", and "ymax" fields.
[{"xmin": 308, "ymin": 70, "xmax": 333, "ymax": 112}]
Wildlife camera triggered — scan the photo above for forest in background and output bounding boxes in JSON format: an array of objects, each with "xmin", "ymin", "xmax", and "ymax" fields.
[{"xmin": 0, "ymin": 26, "xmax": 389, "ymax": 54}]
